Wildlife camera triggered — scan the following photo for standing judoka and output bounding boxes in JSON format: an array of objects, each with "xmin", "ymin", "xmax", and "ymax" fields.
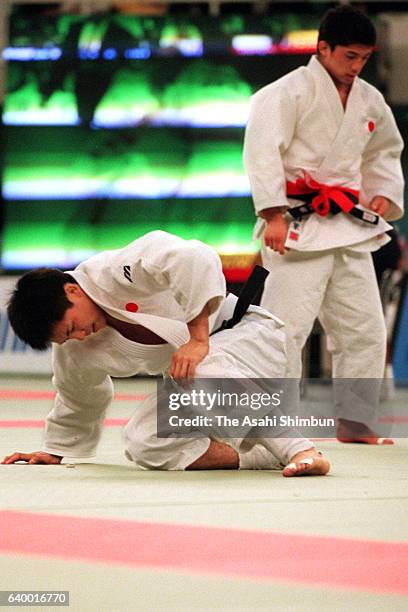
[
  {"xmin": 2, "ymin": 231, "xmax": 329, "ymax": 476},
  {"xmin": 243, "ymin": 5, "xmax": 404, "ymax": 443}
]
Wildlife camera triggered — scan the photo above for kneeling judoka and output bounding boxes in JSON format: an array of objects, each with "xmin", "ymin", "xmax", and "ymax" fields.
[{"xmin": 2, "ymin": 231, "xmax": 329, "ymax": 476}]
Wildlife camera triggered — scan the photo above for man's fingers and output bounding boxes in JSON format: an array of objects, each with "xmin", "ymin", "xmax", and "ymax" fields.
[
  {"xmin": 186, "ymin": 361, "xmax": 196, "ymax": 379},
  {"xmin": 178, "ymin": 359, "xmax": 190, "ymax": 379},
  {"xmin": 266, "ymin": 237, "xmax": 286, "ymax": 255},
  {"xmin": 369, "ymin": 197, "xmax": 390, "ymax": 218},
  {"xmin": 170, "ymin": 356, "xmax": 178, "ymax": 378},
  {"xmin": 370, "ymin": 203, "xmax": 384, "ymax": 216},
  {"xmin": 171, "ymin": 356, "xmax": 197, "ymax": 380},
  {"xmin": 273, "ymin": 241, "xmax": 285, "ymax": 255},
  {"xmin": 170, "ymin": 357, "xmax": 180, "ymax": 378},
  {"xmin": 2, "ymin": 453, "xmax": 29, "ymax": 464},
  {"xmin": 171, "ymin": 357, "xmax": 187, "ymax": 379},
  {"xmin": 5, "ymin": 453, "xmax": 22, "ymax": 464},
  {"xmin": 2, "ymin": 452, "xmax": 61, "ymax": 465}
]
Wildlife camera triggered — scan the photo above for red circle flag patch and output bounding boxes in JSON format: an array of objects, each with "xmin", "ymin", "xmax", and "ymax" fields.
[
  {"xmin": 125, "ymin": 302, "xmax": 139, "ymax": 313},
  {"xmin": 368, "ymin": 121, "xmax": 375, "ymax": 132}
]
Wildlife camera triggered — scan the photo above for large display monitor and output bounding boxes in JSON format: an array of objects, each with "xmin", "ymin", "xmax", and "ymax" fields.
[{"xmin": 1, "ymin": 8, "xmax": 322, "ymax": 280}]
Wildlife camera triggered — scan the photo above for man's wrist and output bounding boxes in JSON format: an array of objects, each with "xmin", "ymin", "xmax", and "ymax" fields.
[
  {"xmin": 187, "ymin": 305, "xmax": 210, "ymax": 345},
  {"xmin": 260, "ymin": 207, "xmax": 286, "ymax": 222},
  {"xmin": 189, "ymin": 336, "xmax": 209, "ymax": 347}
]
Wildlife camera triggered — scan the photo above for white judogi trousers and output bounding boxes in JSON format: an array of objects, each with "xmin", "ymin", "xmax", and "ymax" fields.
[
  {"xmin": 261, "ymin": 246, "xmax": 387, "ymax": 425},
  {"xmin": 123, "ymin": 310, "xmax": 314, "ymax": 470}
]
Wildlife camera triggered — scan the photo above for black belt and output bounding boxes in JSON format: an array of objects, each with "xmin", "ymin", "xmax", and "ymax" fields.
[
  {"xmin": 212, "ymin": 265, "xmax": 269, "ymax": 334},
  {"xmin": 288, "ymin": 194, "xmax": 379, "ymax": 225}
]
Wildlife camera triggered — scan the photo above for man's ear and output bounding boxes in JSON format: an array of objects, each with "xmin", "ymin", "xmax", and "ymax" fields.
[
  {"xmin": 317, "ymin": 40, "xmax": 330, "ymax": 57},
  {"xmin": 64, "ymin": 283, "xmax": 84, "ymax": 298}
]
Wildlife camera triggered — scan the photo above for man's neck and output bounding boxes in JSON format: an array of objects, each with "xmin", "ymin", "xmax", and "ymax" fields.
[
  {"xmin": 316, "ymin": 55, "xmax": 352, "ymax": 109},
  {"xmin": 337, "ymin": 83, "xmax": 352, "ymax": 109}
]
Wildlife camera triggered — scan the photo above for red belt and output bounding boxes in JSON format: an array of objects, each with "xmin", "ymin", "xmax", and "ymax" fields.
[
  {"xmin": 286, "ymin": 176, "xmax": 359, "ymax": 216},
  {"xmin": 285, "ymin": 175, "xmax": 379, "ymax": 225}
]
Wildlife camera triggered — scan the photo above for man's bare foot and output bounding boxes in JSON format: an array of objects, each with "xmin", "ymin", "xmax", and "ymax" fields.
[
  {"xmin": 336, "ymin": 418, "xmax": 394, "ymax": 445},
  {"xmin": 282, "ymin": 448, "xmax": 330, "ymax": 477}
]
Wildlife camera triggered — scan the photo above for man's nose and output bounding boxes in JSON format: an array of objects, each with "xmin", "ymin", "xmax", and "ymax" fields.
[{"xmin": 351, "ymin": 59, "xmax": 365, "ymax": 74}]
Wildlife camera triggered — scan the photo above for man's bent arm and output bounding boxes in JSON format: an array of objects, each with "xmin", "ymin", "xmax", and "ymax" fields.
[
  {"xmin": 170, "ymin": 304, "xmax": 210, "ymax": 378},
  {"xmin": 42, "ymin": 344, "xmax": 114, "ymax": 458}
]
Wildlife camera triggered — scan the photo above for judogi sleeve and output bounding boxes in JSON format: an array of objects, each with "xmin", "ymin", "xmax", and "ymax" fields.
[
  {"xmin": 41, "ymin": 345, "xmax": 114, "ymax": 458},
  {"xmin": 243, "ymin": 82, "xmax": 297, "ymax": 214},
  {"xmin": 361, "ymin": 99, "xmax": 404, "ymax": 221},
  {"xmin": 126, "ymin": 232, "xmax": 226, "ymax": 322}
]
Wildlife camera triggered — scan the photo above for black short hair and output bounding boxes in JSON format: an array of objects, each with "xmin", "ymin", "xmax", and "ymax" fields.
[
  {"xmin": 318, "ymin": 5, "xmax": 376, "ymax": 49},
  {"xmin": 7, "ymin": 268, "xmax": 77, "ymax": 350}
]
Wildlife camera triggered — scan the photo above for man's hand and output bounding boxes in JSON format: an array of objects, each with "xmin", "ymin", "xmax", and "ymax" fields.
[
  {"xmin": 1, "ymin": 451, "xmax": 63, "ymax": 465},
  {"xmin": 170, "ymin": 303, "xmax": 210, "ymax": 379},
  {"xmin": 170, "ymin": 338, "xmax": 209, "ymax": 379},
  {"xmin": 369, "ymin": 196, "xmax": 391, "ymax": 218},
  {"xmin": 261, "ymin": 208, "xmax": 289, "ymax": 255}
]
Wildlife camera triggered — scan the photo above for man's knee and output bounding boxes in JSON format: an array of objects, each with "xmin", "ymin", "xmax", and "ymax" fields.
[
  {"xmin": 327, "ymin": 313, "xmax": 386, "ymax": 356},
  {"xmin": 123, "ymin": 423, "xmax": 211, "ymax": 470}
]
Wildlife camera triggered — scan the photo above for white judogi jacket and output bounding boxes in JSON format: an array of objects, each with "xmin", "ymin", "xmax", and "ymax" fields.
[
  {"xmin": 68, "ymin": 230, "xmax": 227, "ymax": 348},
  {"xmin": 43, "ymin": 231, "xmax": 228, "ymax": 457},
  {"xmin": 42, "ymin": 231, "xmax": 282, "ymax": 458},
  {"xmin": 244, "ymin": 55, "xmax": 404, "ymax": 252}
]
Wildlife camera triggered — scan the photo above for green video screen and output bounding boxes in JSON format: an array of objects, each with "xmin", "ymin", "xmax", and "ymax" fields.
[{"xmin": 2, "ymin": 4, "xmax": 387, "ymax": 276}]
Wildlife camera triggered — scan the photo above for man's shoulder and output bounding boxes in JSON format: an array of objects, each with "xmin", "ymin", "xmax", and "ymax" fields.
[{"xmin": 251, "ymin": 66, "xmax": 311, "ymax": 101}]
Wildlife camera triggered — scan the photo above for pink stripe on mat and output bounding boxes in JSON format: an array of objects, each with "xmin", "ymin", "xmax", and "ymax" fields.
[
  {"xmin": 0, "ymin": 390, "xmax": 146, "ymax": 401},
  {"xmin": 1, "ymin": 510, "xmax": 407, "ymax": 595},
  {"xmin": 0, "ymin": 419, "xmax": 128, "ymax": 428}
]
